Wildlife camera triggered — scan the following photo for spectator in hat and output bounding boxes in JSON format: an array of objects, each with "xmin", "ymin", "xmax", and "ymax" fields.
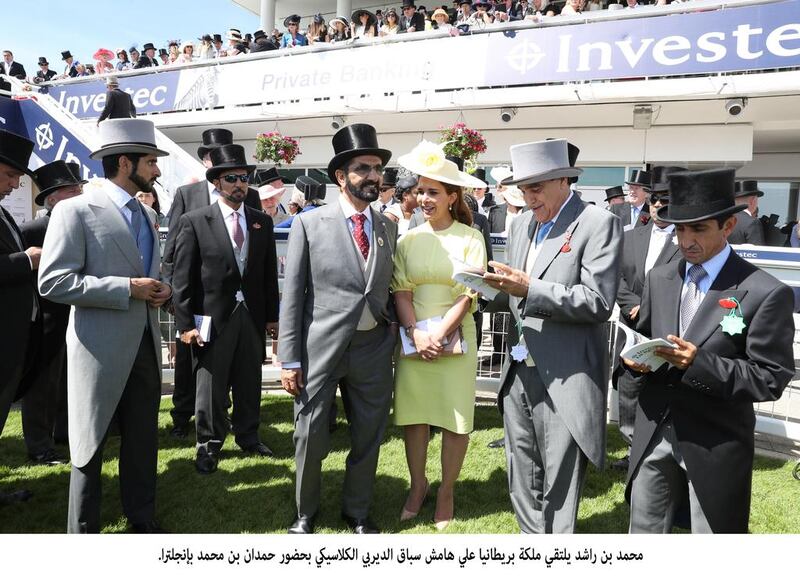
[
  {"xmin": 604, "ymin": 185, "xmax": 625, "ymax": 207},
  {"xmin": 728, "ymin": 180, "xmax": 765, "ymax": 245},
  {"xmin": 456, "ymin": 0, "xmax": 474, "ymax": 24},
  {"xmin": 251, "ymin": 29, "xmax": 279, "ymax": 52},
  {"xmin": 252, "ymin": 167, "xmax": 289, "ymax": 224},
  {"xmin": 198, "ymin": 34, "xmax": 214, "ymax": 59},
  {"xmin": 281, "ymin": 15, "xmax": 308, "ymax": 48},
  {"xmin": 134, "ymin": 43, "xmax": 159, "ymax": 68},
  {"xmin": 287, "ymin": 191, "xmax": 304, "ymax": 215},
  {"xmin": 380, "ymin": 9, "xmax": 401, "ymax": 35},
  {"xmin": 176, "ymin": 41, "xmax": 195, "ymax": 64},
  {"xmin": 128, "ymin": 46, "xmax": 140, "ymax": 67},
  {"xmin": 18, "ymin": 161, "xmax": 86, "ymax": 468},
  {"xmin": 352, "ymin": 9, "xmax": 378, "ymax": 38},
  {"xmin": 93, "ymin": 48, "xmax": 115, "ymax": 75},
  {"xmin": 33, "ymin": 57, "xmax": 57, "ymax": 84},
  {"xmin": 470, "ymin": 168, "xmax": 495, "ymax": 216},
  {"xmin": 0, "ymin": 129, "xmax": 41, "ymax": 506},
  {"xmin": 371, "ymin": 167, "xmax": 398, "ymax": 213},
  {"xmin": 274, "ymin": 175, "xmax": 327, "ymax": 229},
  {"xmin": 400, "ymin": 0, "xmax": 426, "ymax": 32},
  {"xmin": 115, "ymin": 49, "xmax": 131, "ymax": 71},
  {"xmin": 467, "ymin": 1, "xmax": 495, "ymax": 25},
  {"xmin": 167, "ymin": 41, "xmax": 180, "ymax": 62},
  {"xmin": 432, "ymin": 8, "xmax": 457, "ymax": 32},
  {"xmin": 97, "ymin": 76, "xmax": 136, "ymax": 125},
  {"xmin": 212, "ymin": 34, "xmax": 227, "ymax": 58},
  {"xmin": 610, "ymin": 169, "xmax": 651, "ymax": 229},
  {"xmin": 60, "ymin": 50, "xmax": 80, "ymax": 78},
  {"xmin": 307, "ymin": 15, "xmax": 330, "ymax": 44},
  {"xmin": 489, "ymin": 184, "xmax": 526, "ymax": 234},
  {"xmin": 329, "ymin": 16, "xmax": 351, "ymax": 42},
  {"xmin": 75, "ymin": 63, "xmax": 90, "ymax": 77},
  {"xmin": 385, "ymin": 175, "xmax": 419, "ymax": 234}
]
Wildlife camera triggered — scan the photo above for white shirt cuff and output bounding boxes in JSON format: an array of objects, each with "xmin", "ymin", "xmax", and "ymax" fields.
[{"xmin": 281, "ymin": 362, "xmax": 302, "ymax": 369}]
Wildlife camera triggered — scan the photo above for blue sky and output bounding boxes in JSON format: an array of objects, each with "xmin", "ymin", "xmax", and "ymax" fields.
[{"xmin": 3, "ymin": 0, "xmax": 259, "ymax": 74}]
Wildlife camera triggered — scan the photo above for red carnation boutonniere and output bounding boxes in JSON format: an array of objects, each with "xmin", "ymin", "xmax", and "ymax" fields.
[
  {"xmin": 718, "ymin": 297, "xmax": 746, "ymax": 335},
  {"xmin": 252, "ymin": 223, "xmax": 262, "ymax": 230},
  {"xmin": 640, "ymin": 213, "xmax": 651, "ymax": 225},
  {"xmin": 560, "ymin": 231, "xmax": 572, "ymax": 253}
]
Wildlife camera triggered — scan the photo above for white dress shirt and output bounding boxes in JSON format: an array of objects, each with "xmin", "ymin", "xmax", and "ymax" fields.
[
  {"xmin": 525, "ymin": 192, "xmax": 574, "ymax": 274},
  {"xmin": 678, "ymin": 244, "xmax": 732, "ymax": 331},
  {"xmin": 207, "ymin": 181, "xmax": 221, "ymax": 205},
  {"xmin": 644, "ymin": 224, "xmax": 675, "ymax": 276}
]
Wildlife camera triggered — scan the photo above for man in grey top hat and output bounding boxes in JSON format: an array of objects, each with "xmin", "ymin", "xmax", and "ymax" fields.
[
  {"xmin": 38, "ymin": 118, "xmax": 171, "ymax": 533},
  {"xmin": 483, "ymin": 138, "xmax": 622, "ymax": 533}
]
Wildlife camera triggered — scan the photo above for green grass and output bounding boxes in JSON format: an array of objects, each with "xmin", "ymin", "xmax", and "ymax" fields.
[{"xmin": 1, "ymin": 395, "xmax": 798, "ymax": 533}]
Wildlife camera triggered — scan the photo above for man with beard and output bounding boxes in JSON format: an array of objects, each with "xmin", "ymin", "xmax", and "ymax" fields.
[
  {"xmin": 279, "ymin": 124, "xmax": 398, "ymax": 534},
  {"xmin": 38, "ymin": 119, "xmax": 171, "ymax": 533},
  {"xmin": 172, "ymin": 145, "xmax": 280, "ymax": 474}
]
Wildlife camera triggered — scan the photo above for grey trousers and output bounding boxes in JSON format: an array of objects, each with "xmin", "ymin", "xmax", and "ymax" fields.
[
  {"xmin": 616, "ymin": 367, "xmax": 647, "ymax": 447},
  {"xmin": 194, "ymin": 306, "xmax": 263, "ymax": 454},
  {"xmin": 628, "ymin": 417, "xmax": 712, "ymax": 534},
  {"xmin": 67, "ymin": 329, "xmax": 160, "ymax": 533},
  {"xmin": 502, "ymin": 362, "xmax": 588, "ymax": 534},
  {"xmin": 22, "ymin": 345, "xmax": 66, "ymax": 455},
  {"xmin": 294, "ymin": 325, "xmax": 395, "ymax": 519}
]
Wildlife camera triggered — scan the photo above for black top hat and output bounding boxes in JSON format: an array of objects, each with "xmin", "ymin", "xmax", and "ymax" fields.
[
  {"xmin": 205, "ymin": 144, "xmax": 256, "ymax": 181},
  {"xmin": 327, "ymin": 124, "xmax": 392, "ymax": 183},
  {"xmin": 458, "ymin": 0, "xmax": 471, "ymax": 5},
  {"xmin": 472, "ymin": 168, "xmax": 487, "ymax": 186},
  {"xmin": 735, "ymin": 180, "xmax": 764, "ymax": 198},
  {"xmin": 566, "ymin": 141, "xmax": 580, "ymax": 183},
  {"xmin": 200, "ymin": 34, "xmax": 213, "ymax": 42},
  {"xmin": 352, "ymin": 9, "xmax": 377, "ymax": 27},
  {"xmin": 158, "ymin": 48, "xmax": 168, "ymax": 57},
  {"xmin": 295, "ymin": 175, "xmax": 326, "ymax": 203},
  {"xmin": 625, "ymin": 169, "xmax": 651, "ymax": 188},
  {"xmin": 251, "ymin": 167, "xmax": 282, "ymax": 187},
  {"xmin": 212, "ymin": 34, "xmax": 223, "ymax": 43},
  {"xmin": 61, "ymin": 50, "xmax": 72, "ymax": 60},
  {"xmin": 657, "ymin": 168, "xmax": 745, "ymax": 225},
  {"xmin": 253, "ymin": 29, "xmax": 266, "ymax": 40},
  {"xmin": 197, "ymin": 128, "xmax": 233, "ymax": 159},
  {"xmin": 65, "ymin": 161, "xmax": 87, "ymax": 184},
  {"xmin": 284, "ymin": 14, "xmax": 302, "ymax": 27},
  {"xmin": 396, "ymin": 175, "xmax": 418, "ymax": 193},
  {"xmin": 402, "ymin": 0, "xmax": 417, "ymax": 7},
  {"xmin": 604, "ymin": 186, "xmax": 624, "ymax": 202},
  {"xmin": 0, "ymin": 129, "xmax": 34, "ymax": 177},
  {"xmin": 446, "ymin": 155, "xmax": 464, "ymax": 171},
  {"xmin": 142, "ymin": 43, "xmax": 156, "ymax": 52},
  {"xmin": 38, "ymin": 57, "xmax": 49, "ymax": 66},
  {"xmin": 33, "ymin": 160, "xmax": 83, "ymax": 206},
  {"xmin": 650, "ymin": 165, "xmax": 685, "ymax": 193},
  {"xmin": 382, "ymin": 168, "xmax": 398, "ymax": 188}
]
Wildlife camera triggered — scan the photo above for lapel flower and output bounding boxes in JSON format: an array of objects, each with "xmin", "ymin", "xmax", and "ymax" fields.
[
  {"xmin": 640, "ymin": 213, "xmax": 650, "ymax": 225},
  {"xmin": 252, "ymin": 223, "xmax": 262, "ymax": 230},
  {"xmin": 718, "ymin": 298, "xmax": 737, "ymax": 309}
]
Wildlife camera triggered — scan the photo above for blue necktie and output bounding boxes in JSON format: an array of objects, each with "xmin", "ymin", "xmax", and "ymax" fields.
[
  {"xmin": 535, "ymin": 221, "xmax": 554, "ymax": 247},
  {"xmin": 127, "ymin": 198, "xmax": 154, "ymax": 274}
]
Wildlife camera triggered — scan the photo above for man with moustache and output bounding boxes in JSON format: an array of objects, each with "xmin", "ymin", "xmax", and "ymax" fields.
[
  {"xmin": 162, "ymin": 128, "xmax": 261, "ymax": 440},
  {"xmin": 19, "ymin": 161, "xmax": 86, "ymax": 466},
  {"xmin": 0, "ymin": 130, "xmax": 41, "ymax": 505},
  {"xmin": 172, "ymin": 144, "xmax": 280, "ymax": 474},
  {"xmin": 279, "ymin": 124, "xmax": 397, "ymax": 534},
  {"xmin": 610, "ymin": 169, "xmax": 651, "ymax": 230},
  {"xmin": 612, "ymin": 166, "xmax": 683, "ymax": 471},
  {"xmin": 38, "ymin": 119, "xmax": 171, "ymax": 533},
  {"xmin": 623, "ymin": 168, "xmax": 794, "ymax": 533}
]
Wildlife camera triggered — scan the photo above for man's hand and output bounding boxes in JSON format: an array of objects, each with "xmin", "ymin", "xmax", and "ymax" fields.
[
  {"xmin": 147, "ymin": 282, "xmax": 172, "ymax": 308},
  {"xmin": 281, "ymin": 368, "xmax": 304, "ymax": 396},
  {"xmin": 266, "ymin": 322, "xmax": 278, "ymax": 340},
  {"xmin": 655, "ymin": 335, "xmax": 697, "ymax": 370},
  {"xmin": 180, "ymin": 328, "xmax": 204, "ymax": 347},
  {"xmin": 25, "ymin": 246, "xmax": 42, "ymax": 270},
  {"xmin": 629, "ymin": 305, "xmax": 640, "ymax": 321},
  {"xmin": 622, "ymin": 357, "xmax": 652, "ymax": 373},
  {"xmin": 483, "ymin": 261, "xmax": 530, "ymax": 298},
  {"xmin": 130, "ymin": 278, "xmax": 162, "ymax": 301}
]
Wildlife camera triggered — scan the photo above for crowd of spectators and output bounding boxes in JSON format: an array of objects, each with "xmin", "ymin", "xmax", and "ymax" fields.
[{"xmin": 0, "ymin": 0, "xmax": 693, "ymax": 87}]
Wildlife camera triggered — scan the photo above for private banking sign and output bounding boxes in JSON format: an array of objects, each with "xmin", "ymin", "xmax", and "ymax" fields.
[{"xmin": 47, "ymin": 0, "xmax": 800, "ymax": 120}]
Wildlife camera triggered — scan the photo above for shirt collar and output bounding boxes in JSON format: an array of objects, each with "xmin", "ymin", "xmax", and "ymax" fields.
[
  {"xmin": 217, "ymin": 198, "xmax": 246, "ymax": 219},
  {"xmin": 652, "ymin": 223, "xmax": 675, "ymax": 235},
  {"xmin": 685, "ymin": 243, "xmax": 731, "ymax": 286},
  {"xmin": 548, "ymin": 191, "xmax": 574, "ymax": 226},
  {"xmin": 338, "ymin": 193, "xmax": 373, "ymax": 225},
  {"xmin": 105, "ymin": 180, "xmax": 136, "ymax": 210},
  {"xmin": 207, "ymin": 180, "xmax": 217, "ymax": 196}
]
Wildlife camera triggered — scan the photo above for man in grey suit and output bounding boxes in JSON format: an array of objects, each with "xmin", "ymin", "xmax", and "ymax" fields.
[
  {"xmin": 38, "ymin": 119, "xmax": 171, "ymax": 533},
  {"xmin": 728, "ymin": 180, "xmax": 765, "ymax": 245},
  {"xmin": 279, "ymin": 124, "xmax": 397, "ymax": 534},
  {"xmin": 484, "ymin": 139, "xmax": 622, "ymax": 533}
]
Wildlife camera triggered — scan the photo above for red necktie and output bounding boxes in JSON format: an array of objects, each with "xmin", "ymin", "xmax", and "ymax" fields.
[
  {"xmin": 351, "ymin": 213, "xmax": 369, "ymax": 261},
  {"xmin": 232, "ymin": 211, "xmax": 244, "ymax": 249}
]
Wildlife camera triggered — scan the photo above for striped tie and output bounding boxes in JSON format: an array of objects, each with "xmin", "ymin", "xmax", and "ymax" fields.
[{"xmin": 680, "ymin": 264, "xmax": 707, "ymax": 336}]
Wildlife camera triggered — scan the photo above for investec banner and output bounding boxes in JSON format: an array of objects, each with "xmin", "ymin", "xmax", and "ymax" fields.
[{"xmin": 48, "ymin": 0, "xmax": 800, "ymax": 120}]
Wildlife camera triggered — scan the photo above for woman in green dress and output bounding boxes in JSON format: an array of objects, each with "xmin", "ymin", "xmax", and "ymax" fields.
[{"xmin": 392, "ymin": 141, "xmax": 488, "ymax": 530}]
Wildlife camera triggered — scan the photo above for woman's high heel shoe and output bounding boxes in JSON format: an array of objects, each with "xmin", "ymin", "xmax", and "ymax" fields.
[
  {"xmin": 433, "ymin": 487, "xmax": 454, "ymax": 531},
  {"xmin": 400, "ymin": 480, "xmax": 429, "ymax": 521}
]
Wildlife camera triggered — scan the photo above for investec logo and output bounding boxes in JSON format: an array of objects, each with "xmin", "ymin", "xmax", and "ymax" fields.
[
  {"xmin": 505, "ymin": 22, "xmax": 800, "ymax": 75},
  {"xmin": 56, "ymin": 85, "xmax": 170, "ymax": 116}
]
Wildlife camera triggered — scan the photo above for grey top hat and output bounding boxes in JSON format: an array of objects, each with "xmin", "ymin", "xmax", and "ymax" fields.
[
  {"xmin": 501, "ymin": 139, "xmax": 583, "ymax": 186},
  {"xmin": 89, "ymin": 119, "xmax": 169, "ymax": 160}
]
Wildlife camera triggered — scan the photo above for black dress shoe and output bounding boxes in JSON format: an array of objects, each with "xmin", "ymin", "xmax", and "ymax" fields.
[
  {"xmin": 28, "ymin": 448, "xmax": 69, "ymax": 465},
  {"xmin": 611, "ymin": 456, "xmax": 630, "ymax": 472},
  {"xmin": 342, "ymin": 514, "xmax": 380, "ymax": 534},
  {"xmin": 131, "ymin": 520, "xmax": 168, "ymax": 534},
  {"xmin": 487, "ymin": 438, "xmax": 505, "ymax": 449},
  {"xmin": 288, "ymin": 514, "xmax": 316, "ymax": 534},
  {"xmin": 169, "ymin": 424, "xmax": 189, "ymax": 439},
  {"xmin": 195, "ymin": 450, "xmax": 218, "ymax": 474},
  {"xmin": 240, "ymin": 441, "xmax": 274, "ymax": 458},
  {"xmin": 0, "ymin": 489, "xmax": 33, "ymax": 506}
]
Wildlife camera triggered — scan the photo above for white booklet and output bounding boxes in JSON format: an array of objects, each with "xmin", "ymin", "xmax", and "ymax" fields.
[
  {"xmin": 193, "ymin": 315, "xmax": 213, "ymax": 343},
  {"xmin": 618, "ymin": 322, "xmax": 676, "ymax": 371},
  {"xmin": 450, "ymin": 259, "xmax": 500, "ymax": 301},
  {"xmin": 399, "ymin": 316, "xmax": 468, "ymax": 356}
]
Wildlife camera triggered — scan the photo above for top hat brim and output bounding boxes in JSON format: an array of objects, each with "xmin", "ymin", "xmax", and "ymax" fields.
[
  {"xmin": 206, "ymin": 163, "xmax": 256, "ymax": 182},
  {"xmin": 35, "ymin": 180, "xmax": 83, "ymax": 206},
  {"xmin": 625, "ymin": 178, "xmax": 651, "ymax": 187},
  {"xmin": 605, "ymin": 191, "xmax": 625, "ymax": 200},
  {"xmin": 735, "ymin": 190, "xmax": 764, "ymax": 198},
  {"xmin": 327, "ymin": 148, "xmax": 392, "ymax": 184},
  {"xmin": 501, "ymin": 167, "xmax": 582, "ymax": 187},
  {"xmin": 656, "ymin": 202, "xmax": 745, "ymax": 225},
  {"xmin": 0, "ymin": 153, "xmax": 34, "ymax": 177},
  {"xmin": 197, "ymin": 144, "xmax": 226, "ymax": 159},
  {"xmin": 89, "ymin": 143, "xmax": 169, "ymax": 160}
]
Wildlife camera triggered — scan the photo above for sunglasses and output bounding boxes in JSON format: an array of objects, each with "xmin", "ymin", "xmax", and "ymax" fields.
[
  {"xmin": 221, "ymin": 174, "xmax": 250, "ymax": 183},
  {"xmin": 349, "ymin": 163, "xmax": 384, "ymax": 177},
  {"xmin": 649, "ymin": 194, "xmax": 669, "ymax": 205}
]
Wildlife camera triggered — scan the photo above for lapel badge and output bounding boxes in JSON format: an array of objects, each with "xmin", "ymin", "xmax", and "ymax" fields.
[
  {"xmin": 560, "ymin": 231, "xmax": 572, "ymax": 253},
  {"xmin": 377, "ymin": 236, "xmax": 384, "ymax": 247},
  {"xmin": 718, "ymin": 297, "xmax": 746, "ymax": 335},
  {"xmin": 252, "ymin": 223, "xmax": 261, "ymax": 230}
]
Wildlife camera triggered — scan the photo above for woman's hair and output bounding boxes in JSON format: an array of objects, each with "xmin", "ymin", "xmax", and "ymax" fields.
[{"xmin": 442, "ymin": 181, "xmax": 473, "ymax": 226}]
